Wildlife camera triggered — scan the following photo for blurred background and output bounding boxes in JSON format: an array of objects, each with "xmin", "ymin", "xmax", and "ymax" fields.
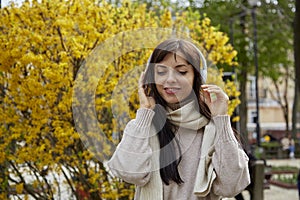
[{"xmin": 0, "ymin": 0, "xmax": 299, "ymax": 199}]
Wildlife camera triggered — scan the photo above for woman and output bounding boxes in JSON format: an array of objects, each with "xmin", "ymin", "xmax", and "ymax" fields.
[{"xmin": 108, "ymin": 38, "xmax": 250, "ymax": 200}]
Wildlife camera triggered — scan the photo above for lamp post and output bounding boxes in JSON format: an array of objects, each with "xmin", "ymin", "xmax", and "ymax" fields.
[{"xmin": 248, "ymin": 0, "xmax": 260, "ymax": 146}]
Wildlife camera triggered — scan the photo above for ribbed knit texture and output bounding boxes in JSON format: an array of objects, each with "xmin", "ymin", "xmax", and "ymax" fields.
[{"xmin": 108, "ymin": 101, "xmax": 251, "ymax": 200}]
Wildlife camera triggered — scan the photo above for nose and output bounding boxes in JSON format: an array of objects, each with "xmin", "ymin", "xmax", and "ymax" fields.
[{"xmin": 166, "ymin": 71, "xmax": 177, "ymax": 83}]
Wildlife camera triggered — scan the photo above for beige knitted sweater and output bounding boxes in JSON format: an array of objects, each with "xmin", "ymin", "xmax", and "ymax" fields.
[{"xmin": 108, "ymin": 101, "xmax": 250, "ymax": 200}]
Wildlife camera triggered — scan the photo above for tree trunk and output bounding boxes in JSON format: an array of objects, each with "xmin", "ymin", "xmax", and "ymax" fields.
[
  {"xmin": 239, "ymin": 66, "xmax": 249, "ymax": 148},
  {"xmin": 238, "ymin": 1, "xmax": 250, "ymax": 150},
  {"xmin": 292, "ymin": 0, "xmax": 300, "ymax": 138},
  {"xmin": 294, "ymin": 0, "xmax": 300, "ymax": 86}
]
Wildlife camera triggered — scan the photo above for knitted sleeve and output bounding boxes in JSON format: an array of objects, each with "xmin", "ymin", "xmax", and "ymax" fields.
[
  {"xmin": 107, "ymin": 108, "xmax": 155, "ymax": 186},
  {"xmin": 211, "ymin": 115, "xmax": 251, "ymax": 197}
]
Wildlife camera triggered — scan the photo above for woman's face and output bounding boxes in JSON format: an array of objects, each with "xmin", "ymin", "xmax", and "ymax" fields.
[{"xmin": 154, "ymin": 53, "xmax": 195, "ymax": 104}]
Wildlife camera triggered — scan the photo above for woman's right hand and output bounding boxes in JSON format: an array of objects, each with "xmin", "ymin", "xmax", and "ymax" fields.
[{"xmin": 138, "ymin": 72, "xmax": 156, "ymax": 109}]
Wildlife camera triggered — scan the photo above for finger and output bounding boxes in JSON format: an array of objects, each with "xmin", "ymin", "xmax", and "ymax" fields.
[
  {"xmin": 201, "ymin": 85, "xmax": 228, "ymax": 101},
  {"xmin": 210, "ymin": 92, "xmax": 217, "ymax": 102},
  {"xmin": 138, "ymin": 72, "xmax": 145, "ymax": 88},
  {"xmin": 201, "ymin": 84, "xmax": 217, "ymax": 89},
  {"xmin": 200, "ymin": 89, "xmax": 210, "ymax": 103},
  {"xmin": 138, "ymin": 72, "xmax": 147, "ymax": 95},
  {"xmin": 201, "ymin": 84, "xmax": 221, "ymax": 93},
  {"xmin": 202, "ymin": 90, "xmax": 220, "ymax": 103}
]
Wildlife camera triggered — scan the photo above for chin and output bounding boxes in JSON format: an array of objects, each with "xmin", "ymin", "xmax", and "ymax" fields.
[
  {"xmin": 167, "ymin": 100, "xmax": 180, "ymax": 104},
  {"xmin": 164, "ymin": 97, "xmax": 181, "ymax": 104}
]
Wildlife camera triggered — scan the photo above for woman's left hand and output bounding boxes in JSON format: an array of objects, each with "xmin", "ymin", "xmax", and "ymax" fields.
[{"xmin": 201, "ymin": 84, "xmax": 229, "ymax": 117}]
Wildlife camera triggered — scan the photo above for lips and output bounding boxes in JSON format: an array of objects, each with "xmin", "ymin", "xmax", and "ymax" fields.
[{"xmin": 164, "ymin": 87, "xmax": 180, "ymax": 94}]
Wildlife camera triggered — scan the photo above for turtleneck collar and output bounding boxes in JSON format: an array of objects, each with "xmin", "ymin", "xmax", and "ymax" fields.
[{"xmin": 166, "ymin": 100, "xmax": 209, "ymax": 130}]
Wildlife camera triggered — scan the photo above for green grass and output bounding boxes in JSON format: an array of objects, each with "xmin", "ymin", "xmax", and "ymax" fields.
[
  {"xmin": 271, "ymin": 166, "xmax": 299, "ymax": 185},
  {"xmin": 273, "ymin": 173, "xmax": 298, "ymax": 185}
]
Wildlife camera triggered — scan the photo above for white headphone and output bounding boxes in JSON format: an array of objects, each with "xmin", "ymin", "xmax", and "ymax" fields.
[{"xmin": 188, "ymin": 41, "xmax": 207, "ymax": 83}]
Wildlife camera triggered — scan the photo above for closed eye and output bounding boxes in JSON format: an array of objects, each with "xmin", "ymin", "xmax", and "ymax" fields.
[
  {"xmin": 157, "ymin": 71, "xmax": 167, "ymax": 75},
  {"xmin": 155, "ymin": 64, "xmax": 168, "ymax": 76},
  {"xmin": 178, "ymin": 71, "xmax": 187, "ymax": 75}
]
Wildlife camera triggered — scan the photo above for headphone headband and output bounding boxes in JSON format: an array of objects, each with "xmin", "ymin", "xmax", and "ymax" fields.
[{"xmin": 191, "ymin": 42, "xmax": 207, "ymax": 83}]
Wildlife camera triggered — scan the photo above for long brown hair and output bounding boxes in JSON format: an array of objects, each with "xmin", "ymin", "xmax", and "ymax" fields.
[{"xmin": 143, "ymin": 38, "xmax": 211, "ymax": 185}]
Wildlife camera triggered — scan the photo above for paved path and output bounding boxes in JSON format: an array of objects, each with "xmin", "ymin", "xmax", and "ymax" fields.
[{"xmin": 226, "ymin": 159, "xmax": 299, "ymax": 200}]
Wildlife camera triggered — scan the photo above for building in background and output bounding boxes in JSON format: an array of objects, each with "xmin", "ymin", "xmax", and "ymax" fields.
[{"xmin": 247, "ymin": 74, "xmax": 297, "ymax": 144}]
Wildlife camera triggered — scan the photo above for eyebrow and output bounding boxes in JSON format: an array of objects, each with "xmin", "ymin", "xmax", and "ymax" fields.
[{"xmin": 156, "ymin": 64, "xmax": 189, "ymax": 69}]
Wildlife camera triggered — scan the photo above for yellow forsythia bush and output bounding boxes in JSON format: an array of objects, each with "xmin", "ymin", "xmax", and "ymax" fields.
[{"xmin": 0, "ymin": 0, "xmax": 239, "ymax": 199}]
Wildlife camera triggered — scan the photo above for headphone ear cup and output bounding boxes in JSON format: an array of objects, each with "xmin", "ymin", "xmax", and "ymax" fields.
[
  {"xmin": 198, "ymin": 49, "xmax": 207, "ymax": 83},
  {"xmin": 189, "ymin": 41, "xmax": 207, "ymax": 83},
  {"xmin": 200, "ymin": 67, "xmax": 207, "ymax": 83}
]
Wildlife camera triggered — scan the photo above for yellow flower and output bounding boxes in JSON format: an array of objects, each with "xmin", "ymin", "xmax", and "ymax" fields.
[
  {"xmin": 0, "ymin": 0, "xmax": 239, "ymax": 198},
  {"xmin": 15, "ymin": 183, "xmax": 24, "ymax": 194}
]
